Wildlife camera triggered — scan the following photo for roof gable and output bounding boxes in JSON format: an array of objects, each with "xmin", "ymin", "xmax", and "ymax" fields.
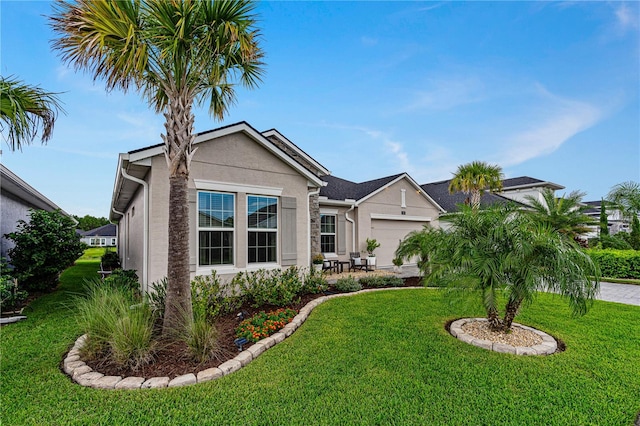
[{"xmin": 81, "ymin": 223, "xmax": 116, "ymax": 237}]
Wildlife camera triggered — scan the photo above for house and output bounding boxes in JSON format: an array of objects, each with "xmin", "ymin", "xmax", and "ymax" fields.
[
  {"xmin": 80, "ymin": 224, "xmax": 117, "ymax": 247},
  {"xmin": 110, "ymin": 122, "xmax": 445, "ymax": 290},
  {"xmin": 499, "ymin": 177, "xmax": 564, "ymax": 205},
  {"xmin": 583, "ymin": 200, "xmax": 632, "ymax": 237},
  {"xmin": 0, "ymin": 164, "xmax": 70, "ymax": 260}
]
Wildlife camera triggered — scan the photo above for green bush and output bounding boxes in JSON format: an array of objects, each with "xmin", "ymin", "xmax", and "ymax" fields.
[
  {"xmin": 301, "ymin": 267, "xmax": 328, "ymax": 294},
  {"xmin": 146, "ymin": 278, "xmax": 167, "ymax": 321},
  {"xmin": 75, "ymin": 281, "xmax": 155, "ymax": 368},
  {"xmin": 334, "ymin": 276, "xmax": 362, "ymax": 292},
  {"xmin": 592, "ymin": 234, "xmax": 633, "ymax": 250},
  {"xmin": 101, "ymin": 250, "xmax": 120, "ymax": 269},
  {"xmin": 586, "ymin": 249, "xmax": 640, "ymax": 279},
  {"xmin": 103, "ymin": 269, "xmax": 139, "ymax": 297},
  {"xmin": 237, "ymin": 267, "xmax": 303, "ymax": 307},
  {"xmin": 359, "ymin": 275, "xmax": 404, "ymax": 288},
  {"xmin": 6, "ymin": 209, "xmax": 84, "ymax": 292},
  {"xmin": 191, "ymin": 271, "xmax": 243, "ymax": 320},
  {"xmin": 0, "ymin": 259, "xmax": 27, "ymax": 311}
]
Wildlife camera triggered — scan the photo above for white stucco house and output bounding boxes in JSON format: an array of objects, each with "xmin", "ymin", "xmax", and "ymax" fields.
[{"xmin": 79, "ymin": 224, "xmax": 117, "ymax": 247}]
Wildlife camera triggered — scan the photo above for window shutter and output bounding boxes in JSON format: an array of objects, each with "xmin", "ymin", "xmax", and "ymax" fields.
[
  {"xmin": 281, "ymin": 197, "xmax": 297, "ymax": 266},
  {"xmin": 337, "ymin": 214, "xmax": 346, "ymax": 255}
]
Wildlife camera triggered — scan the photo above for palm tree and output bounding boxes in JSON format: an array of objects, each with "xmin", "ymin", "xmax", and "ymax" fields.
[
  {"xmin": 433, "ymin": 204, "xmax": 599, "ymax": 331},
  {"xmin": 448, "ymin": 161, "xmax": 504, "ymax": 210},
  {"xmin": 395, "ymin": 226, "xmax": 446, "ymax": 276},
  {"xmin": 523, "ymin": 188, "xmax": 595, "ymax": 241},
  {"xmin": 50, "ymin": 0, "xmax": 264, "ymax": 336},
  {"xmin": 0, "ymin": 76, "xmax": 64, "ymax": 151},
  {"xmin": 607, "ymin": 181, "xmax": 640, "ymax": 218}
]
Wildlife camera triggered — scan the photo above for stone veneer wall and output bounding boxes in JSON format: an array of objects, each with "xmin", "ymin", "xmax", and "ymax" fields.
[{"xmin": 309, "ymin": 193, "xmax": 321, "ymax": 257}]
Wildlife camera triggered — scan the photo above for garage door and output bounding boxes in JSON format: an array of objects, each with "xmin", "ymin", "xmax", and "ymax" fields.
[{"xmin": 370, "ymin": 219, "xmax": 427, "ymax": 267}]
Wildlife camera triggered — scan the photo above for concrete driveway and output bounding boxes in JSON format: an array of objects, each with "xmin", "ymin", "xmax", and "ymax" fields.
[{"xmin": 597, "ymin": 281, "xmax": 640, "ymax": 306}]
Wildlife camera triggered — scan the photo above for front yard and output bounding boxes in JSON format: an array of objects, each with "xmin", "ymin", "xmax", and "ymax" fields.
[{"xmin": 1, "ymin": 255, "xmax": 639, "ymax": 425}]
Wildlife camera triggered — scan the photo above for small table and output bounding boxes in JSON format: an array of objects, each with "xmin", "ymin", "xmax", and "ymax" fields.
[{"xmin": 336, "ymin": 261, "xmax": 350, "ymax": 274}]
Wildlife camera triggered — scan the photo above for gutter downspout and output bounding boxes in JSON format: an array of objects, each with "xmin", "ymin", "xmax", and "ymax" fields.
[
  {"xmin": 111, "ymin": 208, "xmax": 125, "ymax": 268},
  {"xmin": 345, "ymin": 203, "xmax": 356, "ymax": 252},
  {"xmin": 120, "ymin": 168, "xmax": 149, "ymax": 295}
]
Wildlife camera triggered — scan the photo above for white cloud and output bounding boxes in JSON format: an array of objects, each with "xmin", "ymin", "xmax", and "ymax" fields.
[
  {"xmin": 404, "ymin": 76, "xmax": 486, "ymax": 112},
  {"xmin": 614, "ymin": 3, "xmax": 639, "ymax": 32},
  {"xmin": 496, "ymin": 86, "xmax": 604, "ymax": 167},
  {"xmin": 360, "ymin": 36, "xmax": 378, "ymax": 47}
]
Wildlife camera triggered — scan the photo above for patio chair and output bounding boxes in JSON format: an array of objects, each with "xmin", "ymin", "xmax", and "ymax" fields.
[
  {"xmin": 322, "ymin": 253, "xmax": 338, "ymax": 274},
  {"xmin": 349, "ymin": 252, "xmax": 368, "ymax": 272}
]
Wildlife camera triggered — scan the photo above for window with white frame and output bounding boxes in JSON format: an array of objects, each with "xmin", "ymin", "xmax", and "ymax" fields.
[
  {"xmin": 247, "ymin": 195, "xmax": 278, "ymax": 263},
  {"xmin": 320, "ymin": 214, "xmax": 336, "ymax": 253},
  {"xmin": 198, "ymin": 191, "xmax": 234, "ymax": 266}
]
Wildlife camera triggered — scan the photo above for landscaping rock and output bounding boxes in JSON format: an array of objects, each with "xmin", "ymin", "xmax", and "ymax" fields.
[
  {"xmin": 141, "ymin": 377, "xmax": 170, "ymax": 389},
  {"xmin": 91, "ymin": 376, "xmax": 123, "ymax": 389},
  {"xmin": 234, "ymin": 350, "xmax": 253, "ymax": 367},
  {"xmin": 115, "ymin": 377, "xmax": 145, "ymax": 390},
  {"xmin": 197, "ymin": 368, "xmax": 223, "ymax": 383},
  {"xmin": 247, "ymin": 343, "xmax": 266, "ymax": 358},
  {"xmin": 271, "ymin": 332, "xmax": 286, "ymax": 344},
  {"xmin": 218, "ymin": 359, "xmax": 242, "ymax": 376},
  {"xmin": 471, "ymin": 339, "xmax": 493, "ymax": 350},
  {"xmin": 515, "ymin": 346, "xmax": 538, "ymax": 356},
  {"xmin": 64, "ymin": 360, "xmax": 86, "ymax": 375},
  {"xmin": 260, "ymin": 336, "xmax": 276, "ymax": 349},
  {"xmin": 63, "ymin": 355, "xmax": 80, "ymax": 369},
  {"xmin": 492, "ymin": 343, "xmax": 516, "ymax": 354},
  {"xmin": 72, "ymin": 365, "xmax": 93, "ymax": 379},
  {"xmin": 75, "ymin": 372, "xmax": 104, "ymax": 386},
  {"xmin": 168, "ymin": 374, "xmax": 196, "ymax": 388}
]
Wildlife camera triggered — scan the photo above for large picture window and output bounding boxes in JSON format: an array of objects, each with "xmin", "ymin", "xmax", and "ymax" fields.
[
  {"xmin": 320, "ymin": 214, "xmax": 336, "ymax": 253},
  {"xmin": 198, "ymin": 192, "xmax": 234, "ymax": 266},
  {"xmin": 248, "ymin": 195, "xmax": 278, "ymax": 263}
]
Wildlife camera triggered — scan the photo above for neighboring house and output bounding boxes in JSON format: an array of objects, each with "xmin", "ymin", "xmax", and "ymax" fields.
[
  {"xmin": 110, "ymin": 121, "xmax": 445, "ymax": 290},
  {"xmin": 420, "ymin": 179, "xmax": 518, "ymax": 213},
  {"xmin": 0, "ymin": 164, "xmax": 70, "ymax": 260},
  {"xmin": 583, "ymin": 200, "xmax": 632, "ymax": 237},
  {"xmin": 499, "ymin": 177, "xmax": 564, "ymax": 205},
  {"xmin": 80, "ymin": 224, "xmax": 117, "ymax": 247}
]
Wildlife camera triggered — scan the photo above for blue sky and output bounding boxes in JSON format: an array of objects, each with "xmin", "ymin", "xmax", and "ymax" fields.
[{"xmin": 1, "ymin": 1, "xmax": 638, "ymax": 217}]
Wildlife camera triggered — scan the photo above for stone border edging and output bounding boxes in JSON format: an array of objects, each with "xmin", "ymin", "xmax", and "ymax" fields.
[
  {"xmin": 449, "ymin": 318, "xmax": 557, "ymax": 355},
  {"xmin": 63, "ymin": 286, "xmax": 424, "ymax": 390}
]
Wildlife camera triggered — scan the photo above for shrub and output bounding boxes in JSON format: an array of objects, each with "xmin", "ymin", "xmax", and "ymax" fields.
[
  {"xmin": 597, "ymin": 234, "xmax": 633, "ymax": 250},
  {"xmin": 300, "ymin": 267, "xmax": 328, "ymax": 294},
  {"xmin": 146, "ymin": 278, "xmax": 167, "ymax": 321},
  {"xmin": 101, "ymin": 250, "xmax": 120, "ymax": 270},
  {"xmin": 191, "ymin": 271, "xmax": 243, "ymax": 321},
  {"xmin": 0, "ymin": 259, "xmax": 27, "ymax": 311},
  {"xmin": 6, "ymin": 209, "xmax": 84, "ymax": 292},
  {"xmin": 75, "ymin": 280, "xmax": 155, "ymax": 368},
  {"xmin": 236, "ymin": 308, "xmax": 296, "ymax": 343},
  {"xmin": 586, "ymin": 249, "xmax": 640, "ymax": 279},
  {"xmin": 359, "ymin": 275, "xmax": 404, "ymax": 288},
  {"xmin": 237, "ymin": 267, "xmax": 303, "ymax": 307},
  {"xmin": 103, "ymin": 269, "xmax": 139, "ymax": 298},
  {"xmin": 334, "ymin": 276, "xmax": 362, "ymax": 292}
]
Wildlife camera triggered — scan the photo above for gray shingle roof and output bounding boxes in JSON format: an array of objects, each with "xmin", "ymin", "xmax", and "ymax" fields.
[
  {"xmin": 502, "ymin": 176, "xmax": 545, "ymax": 188},
  {"xmin": 81, "ymin": 223, "xmax": 116, "ymax": 237},
  {"xmin": 420, "ymin": 179, "xmax": 521, "ymax": 212},
  {"xmin": 320, "ymin": 173, "xmax": 404, "ymax": 201}
]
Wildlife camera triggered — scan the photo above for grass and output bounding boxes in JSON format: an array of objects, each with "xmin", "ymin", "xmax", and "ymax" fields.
[{"xmin": 2, "ymin": 253, "xmax": 639, "ymax": 425}]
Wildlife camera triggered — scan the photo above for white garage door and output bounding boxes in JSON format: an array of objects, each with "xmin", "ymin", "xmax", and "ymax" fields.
[{"xmin": 370, "ymin": 219, "xmax": 427, "ymax": 267}]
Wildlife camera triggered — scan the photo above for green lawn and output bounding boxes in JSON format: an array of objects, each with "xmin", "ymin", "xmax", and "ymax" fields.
[{"xmin": 2, "ymin": 256, "xmax": 639, "ymax": 425}]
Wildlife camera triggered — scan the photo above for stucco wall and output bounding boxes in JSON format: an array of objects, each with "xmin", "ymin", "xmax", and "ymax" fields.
[
  {"xmin": 0, "ymin": 192, "xmax": 33, "ymax": 259},
  {"xmin": 144, "ymin": 131, "xmax": 312, "ymax": 284},
  {"xmin": 119, "ymin": 180, "xmax": 146, "ymax": 284}
]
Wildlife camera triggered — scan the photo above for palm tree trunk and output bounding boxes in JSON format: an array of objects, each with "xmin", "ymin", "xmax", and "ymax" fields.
[
  {"xmin": 162, "ymin": 92, "xmax": 195, "ymax": 337},
  {"xmin": 471, "ymin": 189, "xmax": 481, "ymax": 210},
  {"xmin": 502, "ymin": 298, "xmax": 521, "ymax": 330},
  {"xmin": 487, "ymin": 307, "xmax": 503, "ymax": 331}
]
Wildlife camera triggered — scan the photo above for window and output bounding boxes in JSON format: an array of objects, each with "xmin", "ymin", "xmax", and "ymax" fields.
[
  {"xmin": 198, "ymin": 192, "xmax": 234, "ymax": 266},
  {"xmin": 320, "ymin": 214, "xmax": 336, "ymax": 253},
  {"xmin": 248, "ymin": 195, "xmax": 278, "ymax": 263},
  {"xmin": 111, "ymin": 238, "xmax": 116, "ymax": 246}
]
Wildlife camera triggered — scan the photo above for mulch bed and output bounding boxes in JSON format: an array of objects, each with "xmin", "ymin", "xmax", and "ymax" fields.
[{"xmin": 82, "ymin": 277, "xmax": 423, "ymax": 379}]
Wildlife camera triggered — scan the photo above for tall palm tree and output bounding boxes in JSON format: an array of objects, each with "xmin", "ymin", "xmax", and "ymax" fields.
[
  {"xmin": 0, "ymin": 76, "xmax": 64, "ymax": 151},
  {"xmin": 432, "ymin": 204, "xmax": 599, "ymax": 331},
  {"xmin": 448, "ymin": 161, "xmax": 504, "ymax": 210},
  {"xmin": 50, "ymin": 0, "xmax": 264, "ymax": 336},
  {"xmin": 523, "ymin": 188, "xmax": 595, "ymax": 241},
  {"xmin": 607, "ymin": 181, "xmax": 640, "ymax": 218}
]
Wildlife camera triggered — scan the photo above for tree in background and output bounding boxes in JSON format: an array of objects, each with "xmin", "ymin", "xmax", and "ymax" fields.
[
  {"xmin": 599, "ymin": 199, "xmax": 609, "ymax": 236},
  {"xmin": 51, "ymin": 0, "xmax": 264, "ymax": 337},
  {"xmin": 523, "ymin": 188, "xmax": 594, "ymax": 242},
  {"xmin": 448, "ymin": 161, "xmax": 504, "ymax": 210},
  {"xmin": 607, "ymin": 181, "xmax": 640, "ymax": 219},
  {"xmin": 6, "ymin": 209, "xmax": 85, "ymax": 292},
  {"xmin": 0, "ymin": 75, "xmax": 64, "ymax": 151},
  {"xmin": 74, "ymin": 215, "xmax": 110, "ymax": 231},
  {"xmin": 629, "ymin": 215, "xmax": 640, "ymax": 250}
]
